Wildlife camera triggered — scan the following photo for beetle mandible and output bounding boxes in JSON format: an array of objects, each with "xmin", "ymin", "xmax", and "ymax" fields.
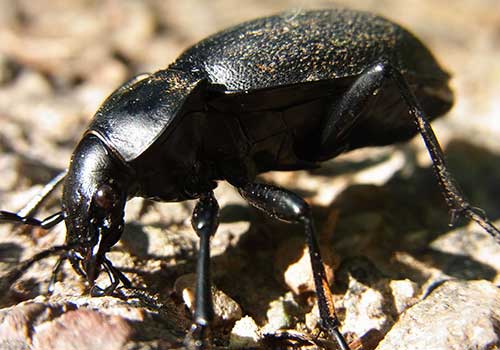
[{"xmin": 2, "ymin": 8, "xmax": 500, "ymax": 350}]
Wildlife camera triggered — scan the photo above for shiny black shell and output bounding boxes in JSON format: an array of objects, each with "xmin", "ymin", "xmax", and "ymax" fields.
[
  {"xmin": 85, "ymin": 8, "xmax": 452, "ymax": 194},
  {"xmin": 88, "ymin": 70, "xmax": 203, "ymax": 162}
]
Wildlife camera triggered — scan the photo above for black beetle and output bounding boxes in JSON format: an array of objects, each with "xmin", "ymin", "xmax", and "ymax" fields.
[{"xmin": 1, "ymin": 8, "xmax": 499, "ymax": 350}]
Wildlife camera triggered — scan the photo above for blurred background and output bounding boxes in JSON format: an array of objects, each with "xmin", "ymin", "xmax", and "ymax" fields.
[
  {"xmin": 0, "ymin": 1, "xmax": 499, "ymax": 349},
  {"xmin": 0, "ymin": 0, "xmax": 499, "ymax": 181}
]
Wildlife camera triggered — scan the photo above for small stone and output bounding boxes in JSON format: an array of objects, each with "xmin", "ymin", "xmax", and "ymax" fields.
[
  {"xmin": 263, "ymin": 292, "xmax": 300, "ymax": 333},
  {"xmin": 229, "ymin": 316, "xmax": 260, "ymax": 347},
  {"xmin": 337, "ymin": 257, "xmax": 394, "ymax": 337},
  {"xmin": 429, "ymin": 226, "xmax": 500, "ymax": 283},
  {"xmin": 389, "ymin": 279, "xmax": 419, "ymax": 314},
  {"xmin": 305, "ymin": 303, "xmax": 320, "ymax": 332},
  {"xmin": 343, "ymin": 286, "xmax": 388, "ymax": 338},
  {"xmin": 32, "ymin": 309, "xmax": 131, "ymax": 350},
  {"xmin": 174, "ymin": 273, "xmax": 242, "ymax": 325},
  {"xmin": 0, "ymin": 302, "xmax": 75, "ymax": 349},
  {"xmin": 174, "ymin": 274, "xmax": 196, "ymax": 308},
  {"xmin": 276, "ymin": 237, "xmax": 336, "ymax": 295},
  {"xmin": 0, "ymin": 302, "xmax": 51, "ymax": 348},
  {"xmin": 376, "ymin": 280, "xmax": 500, "ymax": 350}
]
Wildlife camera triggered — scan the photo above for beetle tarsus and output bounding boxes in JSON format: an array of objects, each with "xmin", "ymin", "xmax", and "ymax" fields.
[
  {"xmin": 387, "ymin": 63, "xmax": 500, "ymax": 243},
  {"xmin": 330, "ymin": 327, "xmax": 351, "ymax": 350},
  {"xmin": 462, "ymin": 206, "xmax": 500, "ymax": 244},
  {"xmin": 185, "ymin": 322, "xmax": 211, "ymax": 350},
  {"xmin": 88, "ymin": 257, "xmax": 130, "ymax": 296}
]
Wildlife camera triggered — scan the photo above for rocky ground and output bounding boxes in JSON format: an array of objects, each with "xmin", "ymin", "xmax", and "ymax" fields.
[{"xmin": 0, "ymin": 1, "xmax": 499, "ymax": 349}]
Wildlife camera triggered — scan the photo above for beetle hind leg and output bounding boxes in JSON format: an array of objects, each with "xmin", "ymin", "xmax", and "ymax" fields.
[
  {"xmin": 321, "ymin": 61, "xmax": 500, "ymax": 244},
  {"xmin": 387, "ymin": 63, "xmax": 500, "ymax": 243},
  {"xmin": 237, "ymin": 182, "xmax": 350, "ymax": 350}
]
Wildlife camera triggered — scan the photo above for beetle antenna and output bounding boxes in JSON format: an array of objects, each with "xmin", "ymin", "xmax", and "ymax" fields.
[
  {"xmin": 17, "ymin": 171, "xmax": 67, "ymax": 218},
  {"xmin": 0, "ymin": 210, "xmax": 65, "ymax": 230},
  {"xmin": 0, "ymin": 170, "xmax": 67, "ymax": 231}
]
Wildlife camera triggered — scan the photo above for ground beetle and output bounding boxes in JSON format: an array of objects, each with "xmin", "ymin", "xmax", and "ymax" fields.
[{"xmin": 1, "ymin": 8, "xmax": 499, "ymax": 350}]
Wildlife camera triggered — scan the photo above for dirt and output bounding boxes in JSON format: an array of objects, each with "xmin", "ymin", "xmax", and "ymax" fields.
[{"xmin": 0, "ymin": 1, "xmax": 499, "ymax": 349}]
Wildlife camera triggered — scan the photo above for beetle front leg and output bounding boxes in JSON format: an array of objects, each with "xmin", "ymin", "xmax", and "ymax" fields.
[
  {"xmin": 237, "ymin": 182, "xmax": 350, "ymax": 350},
  {"xmin": 185, "ymin": 191, "xmax": 219, "ymax": 350}
]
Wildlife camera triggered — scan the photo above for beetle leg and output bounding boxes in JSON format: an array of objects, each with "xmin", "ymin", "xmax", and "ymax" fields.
[
  {"xmin": 186, "ymin": 191, "xmax": 219, "ymax": 350},
  {"xmin": 47, "ymin": 254, "xmax": 67, "ymax": 295},
  {"xmin": 0, "ymin": 171, "xmax": 66, "ymax": 227},
  {"xmin": 385, "ymin": 62, "xmax": 500, "ymax": 243},
  {"xmin": 86, "ymin": 258, "xmax": 131, "ymax": 297},
  {"xmin": 2, "ymin": 244, "xmax": 75, "ymax": 291},
  {"xmin": 90, "ymin": 260, "xmax": 119, "ymax": 297},
  {"xmin": 104, "ymin": 257, "xmax": 132, "ymax": 288},
  {"xmin": 237, "ymin": 182, "xmax": 350, "ymax": 350},
  {"xmin": 322, "ymin": 61, "xmax": 500, "ymax": 244},
  {"xmin": 319, "ymin": 64, "xmax": 387, "ymax": 158}
]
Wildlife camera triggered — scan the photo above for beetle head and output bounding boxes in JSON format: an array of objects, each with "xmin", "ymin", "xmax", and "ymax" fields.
[{"xmin": 62, "ymin": 134, "xmax": 130, "ymax": 289}]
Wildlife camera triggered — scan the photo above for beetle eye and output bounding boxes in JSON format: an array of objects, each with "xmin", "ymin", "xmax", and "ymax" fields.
[{"xmin": 94, "ymin": 184, "xmax": 116, "ymax": 210}]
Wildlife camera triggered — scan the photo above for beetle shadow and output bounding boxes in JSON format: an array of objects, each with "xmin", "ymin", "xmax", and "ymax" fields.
[
  {"xmin": 309, "ymin": 139, "xmax": 500, "ymax": 347},
  {"xmin": 117, "ymin": 199, "xmax": 295, "ymax": 325},
  {"xmin": 114, "ymin": 139, "xmax": 499, "ymax": 343},
  {"xmin": 0, "ymin": 242, "xmax": 23, "ymax": 263},
  {"xmin": 212, "ymin": 138, "xmax": 499, "ymax": 344},
  {"xmin": 329, "ymin": 139, "xmax": 500, "ymax": 278}
]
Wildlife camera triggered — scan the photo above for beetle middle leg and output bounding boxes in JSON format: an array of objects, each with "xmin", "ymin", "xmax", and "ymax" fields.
[
  {"xmin": 237, "ymin": 182, "xmax": 350, "ymax": 350},
  {"xmin": 185, "ymin": 191, "xmax": 219, "ymax": 350},
  {"xmin": 320, "ymin": 61, "xmax": 500, "ymax": 244}
]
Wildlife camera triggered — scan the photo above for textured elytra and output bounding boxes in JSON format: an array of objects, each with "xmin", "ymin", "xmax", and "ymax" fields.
[{"xmin": 171, "ymin": 9, "xmax": 447, "ymax": 91}]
